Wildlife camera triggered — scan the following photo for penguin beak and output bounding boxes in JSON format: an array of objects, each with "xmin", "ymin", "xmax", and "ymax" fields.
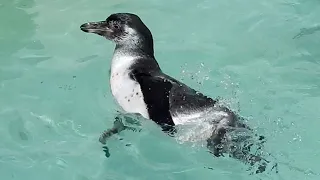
[{"xmin": 80, "ymin": 21, "xmax": 113, "ymax": 35}]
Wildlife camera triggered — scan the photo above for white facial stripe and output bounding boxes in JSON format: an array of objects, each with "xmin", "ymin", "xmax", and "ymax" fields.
[
  {"xmin": 114, "ymin": 25, "xmax": 140, "ymax": 45},
  {"xmin": 124, "ymin": 26, "xmax": 136, "ymax": 35}
]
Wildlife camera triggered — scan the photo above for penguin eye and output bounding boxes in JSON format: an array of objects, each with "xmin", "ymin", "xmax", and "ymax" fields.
[
  {"xmin": 110, "ymin": 21, "xmax": 121, "ymax": 30},
  {"xmin": 114, "ymin": 24, "xmax": 120, "ymax": 29},
  {"xmin": 108, "ymin": 20, "xmax": 120, "ymax": 30}
]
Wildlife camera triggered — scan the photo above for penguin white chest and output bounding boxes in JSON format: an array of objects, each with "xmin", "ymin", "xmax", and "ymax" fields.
[{"xmin": 110, "ymin": 55, "xmax": 149, "ymax": 119}]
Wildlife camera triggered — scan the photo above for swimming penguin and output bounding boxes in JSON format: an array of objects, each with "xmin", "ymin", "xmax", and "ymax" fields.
[{"xmin": 80, "ymin": 13, "xmax": 277, "ymax": 174}]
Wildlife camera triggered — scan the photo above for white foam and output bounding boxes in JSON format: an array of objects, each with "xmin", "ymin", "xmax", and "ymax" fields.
[
  {"xmin": 172, "ymin": 108, "xmax": 232, "ymax": 146},
  {"xmin": 172, "ymin": 107, "xmax": 229, "ymax": 125}
]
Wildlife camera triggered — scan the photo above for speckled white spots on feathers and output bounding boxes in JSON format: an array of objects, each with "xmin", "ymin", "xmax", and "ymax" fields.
[{"xmin": 110, "ymin": 51, "xmax": 149, "ymax": 119}]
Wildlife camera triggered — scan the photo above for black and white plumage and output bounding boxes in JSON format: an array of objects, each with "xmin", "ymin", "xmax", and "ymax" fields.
[{"xmin": 80, "ymin": 13, "xmax": 277, "ymax": 174}]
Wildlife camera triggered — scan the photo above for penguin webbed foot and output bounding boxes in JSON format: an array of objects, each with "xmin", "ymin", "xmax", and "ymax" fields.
[
  {"xmin": 206, "ymin": 126, "xmax": 277, "ymax": 174},
  {"xmin": 229, "ymin": 138, "xmax": 278, "ymax": 174},
  {"xmin": 206, "ymin": 127, "xmax": 227, "ymax": 157},
  {"xmin": 99, "ymin": 116, "xmax": 141, "ymax": 145},
  {"xmin": 102, "ymin": 146, "xmax": 110, "ymax": 157}
]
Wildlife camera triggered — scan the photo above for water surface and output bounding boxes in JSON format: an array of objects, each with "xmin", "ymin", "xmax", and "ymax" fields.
[{"xmin": 1, "ymin": 0, "xmax": 320, "ymax": 179}]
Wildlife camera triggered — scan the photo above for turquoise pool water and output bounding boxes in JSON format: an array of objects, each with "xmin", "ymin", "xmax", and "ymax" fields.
[{"xmin": 1, "ymin": 0, "xmax": 320, "ymax": 179}]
